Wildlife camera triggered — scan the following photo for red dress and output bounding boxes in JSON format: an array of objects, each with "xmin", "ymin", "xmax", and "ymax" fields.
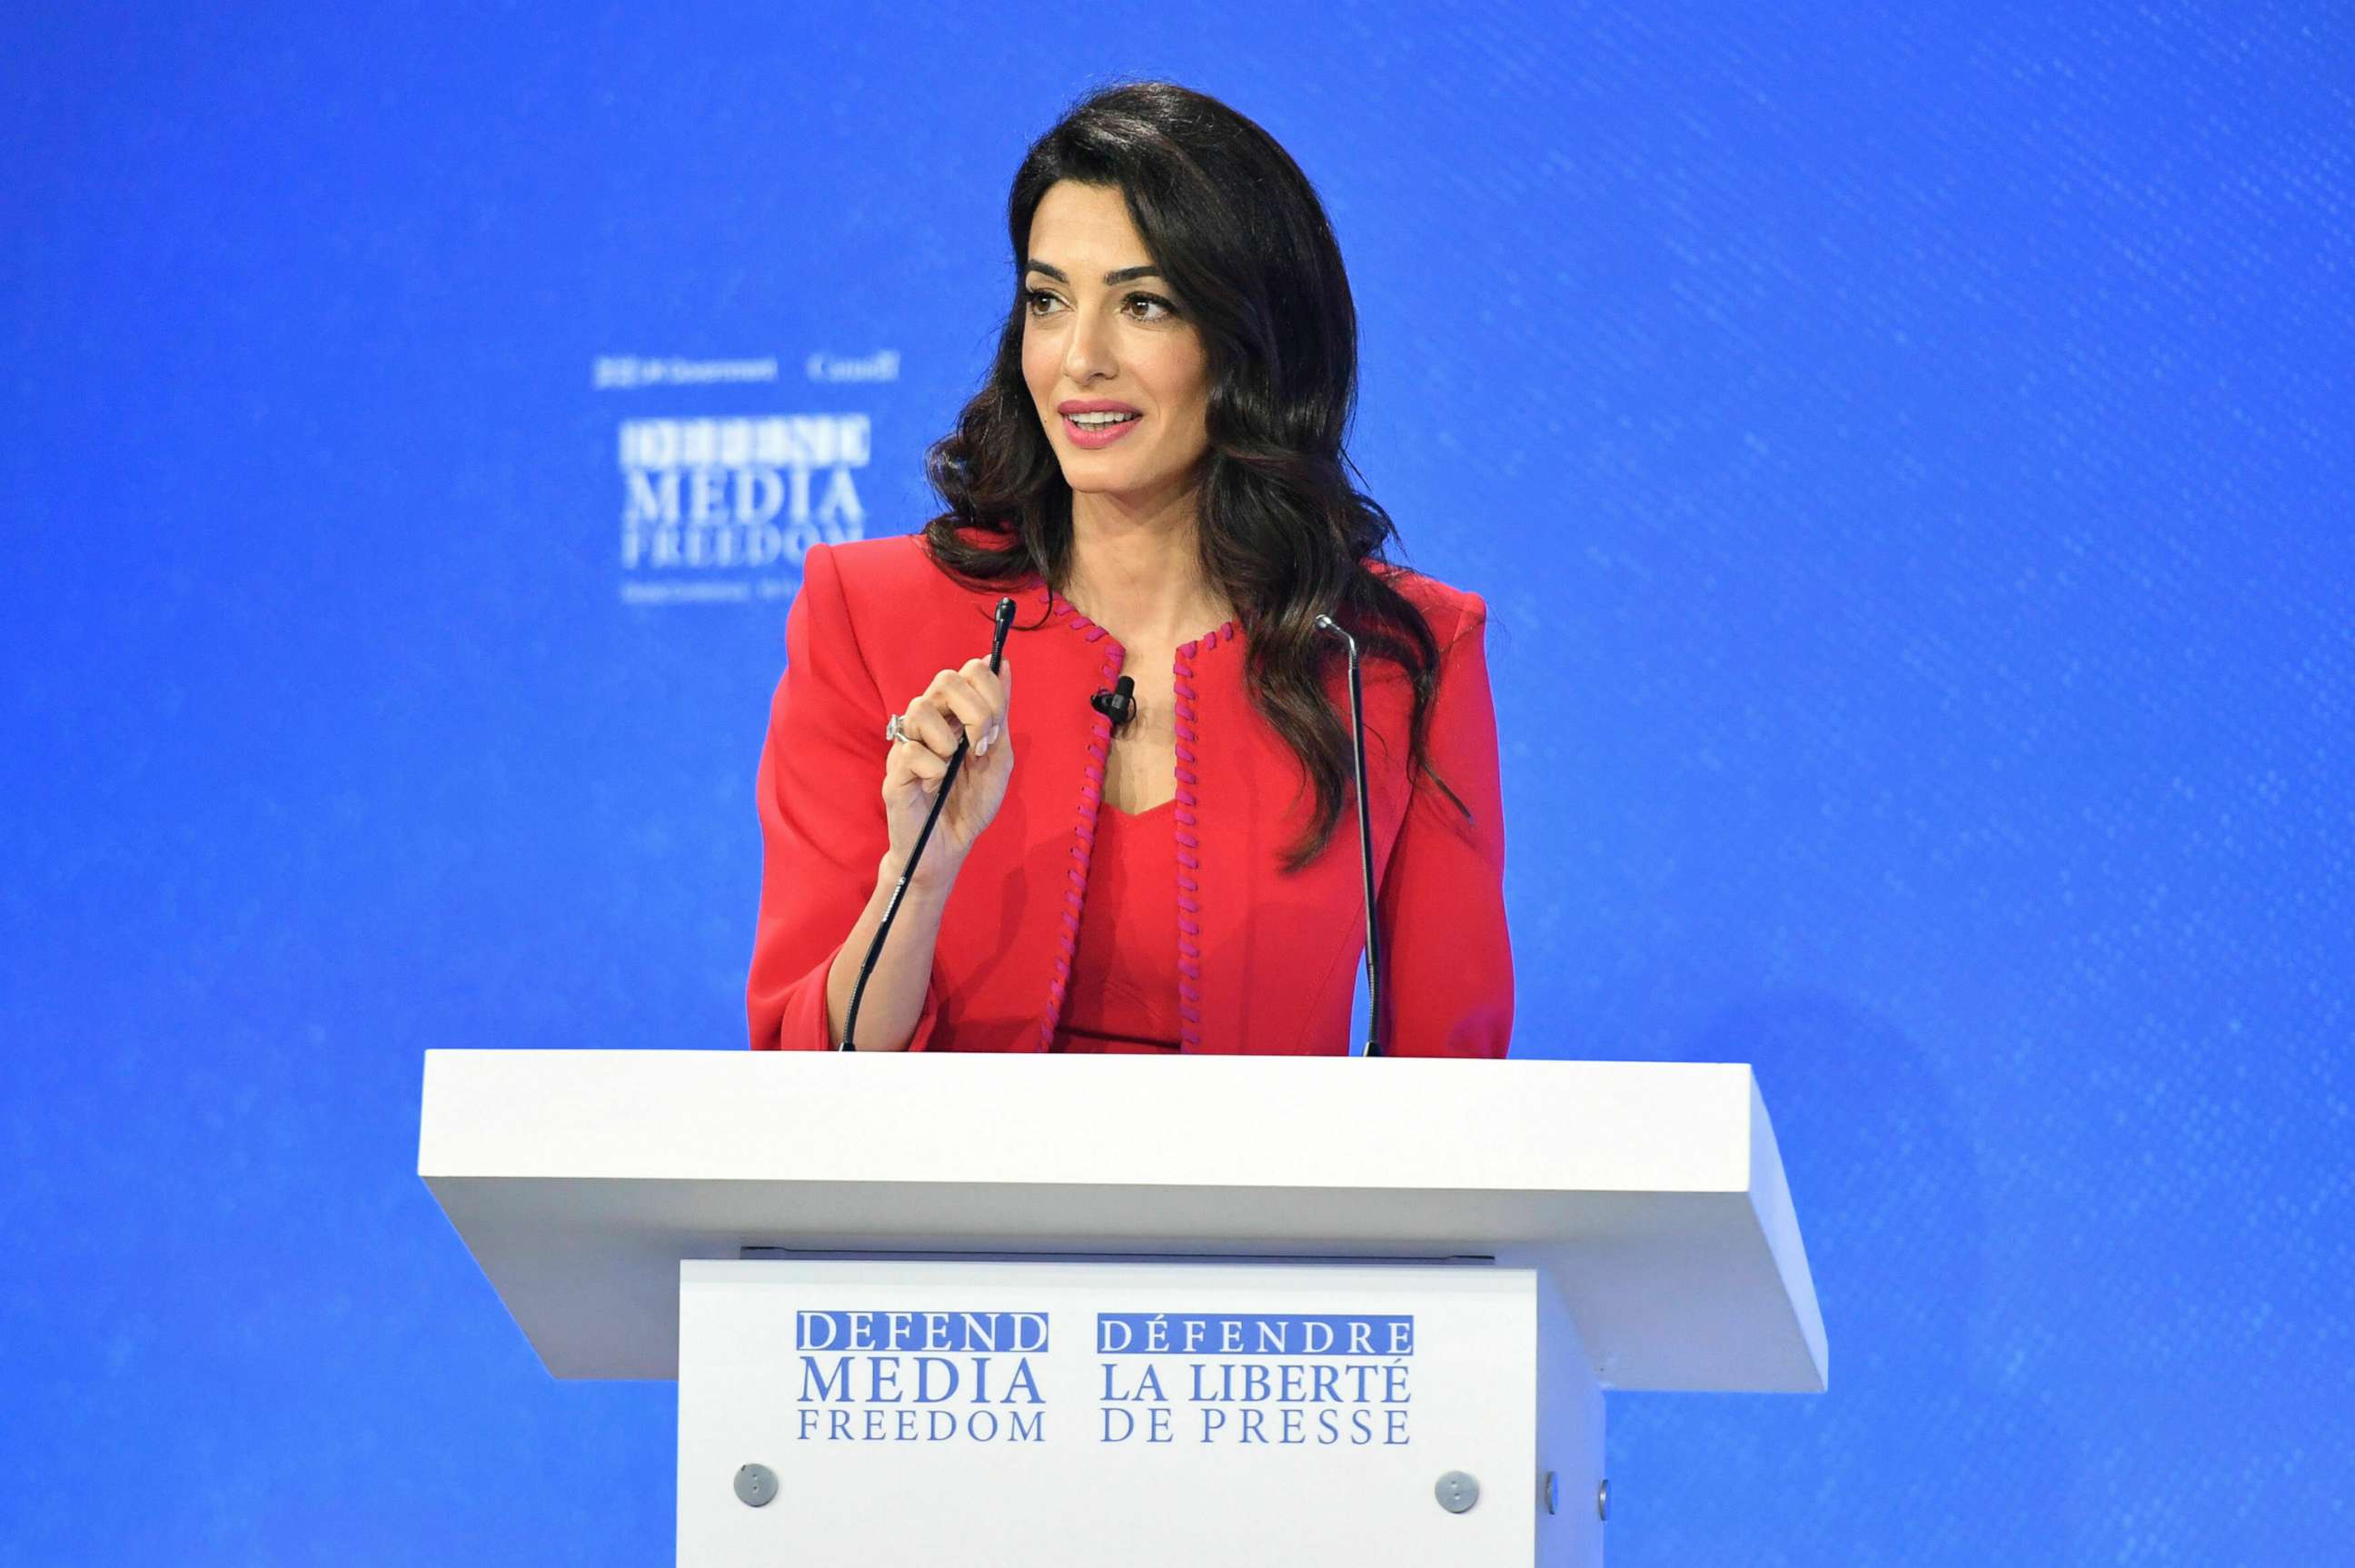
[
  {"xmin": 746, "ymin": 533, "xmax": 1512, "ymax": 1057},
  {"xmin": 1052, "ymin": 798, "xmax": 1183, "ymax": 1053}
]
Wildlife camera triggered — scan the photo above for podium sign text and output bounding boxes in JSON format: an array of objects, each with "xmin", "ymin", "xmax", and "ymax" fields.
[{"xmin": 678, "ymin": 1256, "xmax": 1601, "ymax": 1565}]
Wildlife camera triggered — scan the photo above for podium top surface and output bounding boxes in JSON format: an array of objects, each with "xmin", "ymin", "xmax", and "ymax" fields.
[{"xmin": 419, "ymin": 1051, "xmax": 1827, "ymax": 1394}]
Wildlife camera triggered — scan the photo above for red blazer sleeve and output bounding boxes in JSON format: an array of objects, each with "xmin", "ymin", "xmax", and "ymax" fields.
[
  {"xmin": 1378, "ymin": 592, "xmax": 1514, "ymax": 1057},
  {"xmin": 747, "ymin": 543, "xmax": 944, "ymax": 1051}
]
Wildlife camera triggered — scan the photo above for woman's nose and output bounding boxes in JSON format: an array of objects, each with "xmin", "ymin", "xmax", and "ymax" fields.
[{"xmin": 1062, "ymin": 309, "xmax": 1115, "ymax": 382}]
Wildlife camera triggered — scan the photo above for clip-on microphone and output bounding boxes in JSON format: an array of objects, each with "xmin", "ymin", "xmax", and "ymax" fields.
[{"xmin": 1090, "ymin": 675, "xmax": 1138, "ymax": 729}]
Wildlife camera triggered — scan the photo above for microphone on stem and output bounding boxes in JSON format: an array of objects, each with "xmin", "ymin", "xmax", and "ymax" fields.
[
  {"xmin": 1316, "ymin": 612, "xmax": 1383, "ymax": 1058},
  {"xmin": 839, "ymin": 596, "xmax": 1018, "ymax": 1051}
]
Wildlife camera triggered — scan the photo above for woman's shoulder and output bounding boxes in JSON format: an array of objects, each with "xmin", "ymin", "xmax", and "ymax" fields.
[
  {"xmin": 1370, "ymin": 560, "xmax": 1490, "ymax": 648},
  {"xmin": 797, "ymin": 531, "xmax": 1049, "ymax": 676},
  {"xmin": 809, "ymin": 531, "xmax": 954, "ymax": 597},
  {"xmin": 804, "ymin": 530, "xmax": 1019, "ymax": 620}
]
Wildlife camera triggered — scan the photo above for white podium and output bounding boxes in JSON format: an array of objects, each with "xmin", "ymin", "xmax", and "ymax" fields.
[{"xmin": 419, "ymin": 1051, "xmax": 1826, "ymax": 1565}]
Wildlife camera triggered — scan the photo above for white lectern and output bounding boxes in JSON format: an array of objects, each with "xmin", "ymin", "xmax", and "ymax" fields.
[{"xmin": 419, "ymin": 1052, "xmax": 1825, "ymax": 1565}]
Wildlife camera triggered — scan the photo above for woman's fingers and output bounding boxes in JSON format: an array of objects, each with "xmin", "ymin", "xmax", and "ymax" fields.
[
  {"xmin": 898, "ymin": 690, "xmax": 963, "ymax": 759},
  {"xmin": 879, "ymin": 650, "xmax": 1017, "ymax": 870},
  {"xmin": 958, "ymin": 657, "xmax": 1008, "ymax": 708},
  {"xmin": 929, "ymin": 667, "xmax": 1000, "ymax": 750},
  {"xmin": 909, "ymin": 662, "xmax": 1012, "ymax": 756},
  {"xmin": 888, "ymin": 735, "xmax": 950, "ymax": 792},
  {"xmin": 883, "ymin": 651, "xmax": 1015, "ymax": 822},
  {"xmin": 958, "ymin": 657, "xmax": 1010, "ymax": 753}
]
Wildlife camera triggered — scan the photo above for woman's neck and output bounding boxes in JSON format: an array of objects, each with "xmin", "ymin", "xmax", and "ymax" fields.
[{"xmin": 1064, "ymin": 487, "xmax": 1234, "ymax": 650}]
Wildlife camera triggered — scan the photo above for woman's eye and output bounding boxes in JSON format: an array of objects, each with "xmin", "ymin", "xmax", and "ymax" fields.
[{"xmin": 1023, "ymin": 288, "xmax": 1177, "ymax": 321}]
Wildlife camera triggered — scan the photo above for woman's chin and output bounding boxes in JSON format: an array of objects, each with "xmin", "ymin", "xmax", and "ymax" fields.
[
  {"xmin": 1061, "ymin": 456, "xmax": 1199, "ymax": 502},
  {"xmin": 1061, "ymin": 467, "xmax": 1147, "ymax": 499}
]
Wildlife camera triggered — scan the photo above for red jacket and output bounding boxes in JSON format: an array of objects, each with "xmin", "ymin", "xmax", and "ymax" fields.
[{"xmin": 747, "ymin": 533, "xmax": 1512, "ymax": 1056}]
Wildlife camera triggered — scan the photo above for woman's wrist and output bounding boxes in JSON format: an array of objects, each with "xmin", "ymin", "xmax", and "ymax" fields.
[{"xmin": 879, "ymin": 847, "xmax": 961, "ymax": 899}]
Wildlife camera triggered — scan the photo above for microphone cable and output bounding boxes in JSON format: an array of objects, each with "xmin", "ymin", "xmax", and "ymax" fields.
[{"xmin": 839, "ymin": 596, "xmax": 1018, "ymax": 1050}]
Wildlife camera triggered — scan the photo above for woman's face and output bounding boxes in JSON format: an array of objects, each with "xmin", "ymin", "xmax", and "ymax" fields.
[{"xmin": 1020, "ymin": 181, "xmax": 1211, "ymax": 514}]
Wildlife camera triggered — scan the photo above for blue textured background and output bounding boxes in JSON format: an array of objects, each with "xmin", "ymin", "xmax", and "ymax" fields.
[{"xmin": 4, "ymin": 3, "xmax": 2349, "ymax": 1562}]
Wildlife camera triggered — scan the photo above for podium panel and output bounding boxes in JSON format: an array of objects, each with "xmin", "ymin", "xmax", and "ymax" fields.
[
  {"xmin": 677, "ymin": 1257, "xmax": 1604, "ymax": 1566},
  {"xmin": 422, "ymin": 1051, "xmax": 1823, "ymax": 1563}
]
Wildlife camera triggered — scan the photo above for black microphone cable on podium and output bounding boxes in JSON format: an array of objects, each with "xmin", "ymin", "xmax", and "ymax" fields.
[
  {"xmin": 1316, "ymin": 613, "xmax": 1383, "ymax": 1057},
  {"xmin": 839, "ymin": 596, "xmax": 1018, "ymax": 1051}
]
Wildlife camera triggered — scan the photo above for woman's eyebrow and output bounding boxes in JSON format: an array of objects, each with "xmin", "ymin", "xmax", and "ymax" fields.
[{"xmin": 1024, "ymin": 260, "xmax": 1164, "ymax": 284}]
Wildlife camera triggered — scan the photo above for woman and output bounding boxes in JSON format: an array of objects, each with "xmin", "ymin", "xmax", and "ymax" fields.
[{"xmin": 748, "ymin": 81, "xmax": 1511, "ymax": 1057}]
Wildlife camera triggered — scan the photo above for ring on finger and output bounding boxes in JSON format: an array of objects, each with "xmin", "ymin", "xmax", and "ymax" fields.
[{"xmin": 884, "ymin": 711, "xmax": 911, "ymax": 744}]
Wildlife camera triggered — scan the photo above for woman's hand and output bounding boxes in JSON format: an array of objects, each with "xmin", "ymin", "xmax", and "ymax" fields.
[{"xmin": 882, "ymin": 656, "xmax": 1014, "ymax": 888}]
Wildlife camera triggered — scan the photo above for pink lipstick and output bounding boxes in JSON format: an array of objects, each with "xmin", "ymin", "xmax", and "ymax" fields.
[{"xmin": 1058, "ymin": 399, "xmax": 1143, "ymax": 450}]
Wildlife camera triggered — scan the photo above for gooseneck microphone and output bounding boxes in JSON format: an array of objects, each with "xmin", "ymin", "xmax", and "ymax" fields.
[
  {"xmin": 1090, "ymin": 675, "xmax": 1138, "ymax": 728},
  {"xmin": 839, "ymin": 596, "xmax": 1018, "ymax": 1051},
  {"xmin": 1316, "ymin": 612, "xmax": 1383, "ymax": 1057}
]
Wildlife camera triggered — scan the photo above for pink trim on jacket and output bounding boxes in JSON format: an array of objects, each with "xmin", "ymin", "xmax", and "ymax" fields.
[
  {"xmin": 1169, "ymin": 622, "xmax": 1236, "ymax": 1048},
  {"xmin": 1038, "ymin": 586, "xmax": 1128, "ymax": 1049}
]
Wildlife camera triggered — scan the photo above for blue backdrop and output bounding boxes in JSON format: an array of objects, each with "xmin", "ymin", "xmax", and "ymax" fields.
[{"xmin": 5, "ymin": 3, "xmax": 2348, "ymax": 1562}]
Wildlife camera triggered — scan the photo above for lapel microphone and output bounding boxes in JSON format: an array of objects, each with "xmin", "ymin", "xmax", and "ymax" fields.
[{"xmin": 1090, "ymin": 676, "xmax": 1138, "ymax": 728}]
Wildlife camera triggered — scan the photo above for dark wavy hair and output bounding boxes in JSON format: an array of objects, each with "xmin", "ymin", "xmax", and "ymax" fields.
[{"xmin": 922, "ymin": 79, "xmax": 1462, "ymax": 868}]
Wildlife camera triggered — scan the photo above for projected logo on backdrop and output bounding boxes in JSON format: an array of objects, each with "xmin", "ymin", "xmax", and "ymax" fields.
[{"xmin": 616, "ymin": 414, "xmax": 869, "ymax": 605}]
